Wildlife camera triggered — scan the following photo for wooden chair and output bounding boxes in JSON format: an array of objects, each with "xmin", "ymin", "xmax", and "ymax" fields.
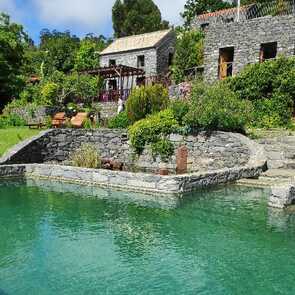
[
  {"xmin": 52, "ymin": 112, "xmax": 66, "ymax": 128},
  {"xmin": 70, "ymin": 112, "xmax": 88, "ymax": 128}
]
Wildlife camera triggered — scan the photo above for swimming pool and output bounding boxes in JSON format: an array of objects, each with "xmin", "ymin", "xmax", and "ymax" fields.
[{"xmin": 0, "ymin": 180, "xmax": 294, "ymax": 295}]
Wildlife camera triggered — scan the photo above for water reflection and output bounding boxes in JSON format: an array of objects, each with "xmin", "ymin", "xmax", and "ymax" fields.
[
  {"xmin": 26, "ymin": 178, "xmax": 182, "ymax": 209},
  {"xmin": 267, "ymin": 206, "xmax": 295, "ymax": 232}
]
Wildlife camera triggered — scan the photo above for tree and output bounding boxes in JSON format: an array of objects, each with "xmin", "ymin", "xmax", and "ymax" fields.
[
  {"xmin": 22, "ymin": 42, "xmax": 44, "ymax": 77},
  {"xmin": 39, "ymin": 29, "xmax": 80, "ymax": 75},
  {"xmin": 74, "ymin": 35, "xmax": 109, "ymax": 71},
  {"xmin": 112, "ymin": 0, "xmax": 169, "ymax": 38},
  {"xmin": 172, "ymin": 29, "xmax": 205, "ymax": 84},
  {"xmin": 181, "ymin": 0, "xmax": 233, "ymax": 27},
  {"xmin": 0, "ymin": 13, "xmax": 28, "ymax": 108}
]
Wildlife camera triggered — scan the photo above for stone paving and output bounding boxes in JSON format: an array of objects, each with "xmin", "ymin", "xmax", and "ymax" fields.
[{"xmin": 238, "ymin": 133, "xmax": 295, "ymax": 187}]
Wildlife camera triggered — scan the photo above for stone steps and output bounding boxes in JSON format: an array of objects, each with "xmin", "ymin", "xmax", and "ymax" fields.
[
  {"xmin": 237, "ymin": 169, "xmax": 295, "ymax": 187},
  {"xmin": 263, "ymin": 169, "xmax": 295, "ymax": 179},
  {"xmin": 257, "ymin": 136, "xmax": 295, "ymax": 170},
  {"xmin": 237, "ymin": 177, "xmax": 290, "ymax": 187},
  {"xmin": 238, "ymin": 134, "xmax": 295, "ymax": 187}
]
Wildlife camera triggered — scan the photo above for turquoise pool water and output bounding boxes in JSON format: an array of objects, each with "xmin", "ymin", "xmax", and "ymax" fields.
[{"xmin": 1, "ymin": 180, "xmax": 295, "ymax": 295}]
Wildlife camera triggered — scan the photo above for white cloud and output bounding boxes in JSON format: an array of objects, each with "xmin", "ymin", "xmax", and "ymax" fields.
[
  {"xmin": 33, "ymin": 0, "xmax": 114, "ymax": 31},
  {"xmin": 0, "ymin": 0, "xmax": 15, "ymax": 11},
  {"xmin": 32, "ymin": 0, "xmax": 185, "ymax": 30},
  {"xmin": 0, "ymin": 0, "xmax": 186, "ymax": 39}
]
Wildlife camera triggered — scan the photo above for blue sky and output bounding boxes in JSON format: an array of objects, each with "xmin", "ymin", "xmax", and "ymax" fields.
[{"xmin": 0, "ymin": 0, "xmax": 186, "ymax": 43}]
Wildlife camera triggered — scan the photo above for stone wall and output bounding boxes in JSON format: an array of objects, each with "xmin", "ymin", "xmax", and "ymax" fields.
[
  {"xmin": 93, "ymin": 102, "xmax": 117, "ymax": 120},
  {"xmin": 0, "ymin": 129, "xmax": 262, "ymax": 175},
  {"xmin": 100, "ymin": 48, "xmax": 158, "ymax": 77},
  {"xmin": 6, "ymin": 105, "xmax": 58, "ymax": 124},
  {"xmin": 204, "ymin": 15, "xmax": 295, "ymax": 82},
  {"xmin": 156, "ymin": 32, "xmax": 176, "ymax": 75},
  {"xmin": 0, "ymin": 162, "xmax": 266, "ymax": 196},
  {"xmin": 100, "ymin": 31, "xmax": 176, "ymax": 77}
]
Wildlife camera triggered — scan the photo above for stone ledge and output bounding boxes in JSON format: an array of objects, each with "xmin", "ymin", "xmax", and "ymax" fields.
[{"xmin": 0, "ymin": 161, "xmax": 266, "ymax": 195}]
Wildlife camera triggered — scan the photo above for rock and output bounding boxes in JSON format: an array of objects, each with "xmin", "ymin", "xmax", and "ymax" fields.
[
  {"xmin": 269, "ymin": 184, "xmax": 295, "ymax": 209},
  {"xmin": 169, "ymin": 134, "xmax": 183, "ymax": 142}
]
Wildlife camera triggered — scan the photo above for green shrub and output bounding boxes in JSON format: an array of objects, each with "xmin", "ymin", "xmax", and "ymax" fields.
[
  {"xmin": 169, "ymin": 100, "xmax": 190, "ymax": 126},
  {"xmin": 251, "ymin": 93, "xmax": 293, "ymax": 128},
  {"xmin": 108, "ymin": 111, "xmax": 130, "ymax": 129},
  {"xmin": 151, "ymin": 138, "xmax": 174, "ymax": 162},
  {"xmin": 19, "ymin": 84, "xmax": 41, "ymax": 104},
  {"xmin": 82, "ymin": 118, "xmax": 93, "ymax": 129},
  {"xmin": 228, "ymin": 56, "xmax": 295, "ymax": 101},
  {"xmin": 184, "ymin": 82, "xmax": 252, "ymax": 132},
  {"xmin": 82, "ymin": 118, "xmax": 100, "ymax": 129},
  {"xmin": 0, "ymin": 117, "xmax": 8, "ymax": 129},
  {"xmin": 227, "ymin": 56, "xmax": 295, "ymax": 128},
  {"xmin": 44, "ymin": 116, "xmax": 53, "ymax": 128},
  {"xmin": 69, "ymin": 143, "xmax": 101, "ymax": 168},
  {"xmin": 128, "ymin": 109, "xmax": 179, "ymax": 153},
  {"xmin": 126, "ymin": 84, "xmax": 169, "ymax": 123},
  {"xmin": 41, "ymin": 82, "xmax": 59, "ymax": 106},
  {"xmin": 0, "ymin": 114, "xmax": 26, "ymax": 129},
  {"xmin": 8, "ymin": 114, "xmax": 26, "ymax": 126}
]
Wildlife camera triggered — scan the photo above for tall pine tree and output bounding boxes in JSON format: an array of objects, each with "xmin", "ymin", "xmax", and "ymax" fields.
[{"xmin": 112, "ymin": 0, "xmax": 169, "ymax": 38}]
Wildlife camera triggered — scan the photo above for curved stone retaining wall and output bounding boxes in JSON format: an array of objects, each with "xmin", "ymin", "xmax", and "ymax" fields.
[{"xmin": 0, "ymin": 129, "xmax": 257, "ymax": 174}]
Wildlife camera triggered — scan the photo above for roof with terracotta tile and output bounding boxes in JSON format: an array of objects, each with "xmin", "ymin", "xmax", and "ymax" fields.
[{"xmin": 197, "ymin": 5, "xmax": 252, "ymax": 20}]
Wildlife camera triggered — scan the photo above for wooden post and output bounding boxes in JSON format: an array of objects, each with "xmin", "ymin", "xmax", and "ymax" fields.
[{"xmin": 120, "ymin": 68, "xmax": 123, "ymax": 101}]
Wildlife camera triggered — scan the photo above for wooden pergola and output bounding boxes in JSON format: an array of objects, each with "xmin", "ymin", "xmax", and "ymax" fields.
[{"xmin": 81, "ymin": 65, "xmax": 145, "ymax": 102}]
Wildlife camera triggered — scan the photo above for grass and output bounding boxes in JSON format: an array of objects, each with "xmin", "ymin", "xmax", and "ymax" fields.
[{"xmin": 0, "ymin": 127, "xmax": 41, "ymax": 156}]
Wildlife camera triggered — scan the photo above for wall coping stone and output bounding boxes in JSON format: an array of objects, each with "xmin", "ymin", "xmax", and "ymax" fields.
[{"xmin": 0, "ymin": 157, "xmax": 266, "ymax": 195}]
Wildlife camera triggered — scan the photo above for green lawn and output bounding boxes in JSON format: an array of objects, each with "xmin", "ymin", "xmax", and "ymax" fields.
[{"xmin": 0, "ymin": 127, "xmax": 41, "ymax": 156}]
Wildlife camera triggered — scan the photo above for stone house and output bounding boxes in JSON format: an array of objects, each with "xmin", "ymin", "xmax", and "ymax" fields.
[
  {"xmin": 192, "ymin": 4, "xmax": 259, "ymax": 30},
  {"xmin": 193, "ymin": 2, "xmax": 295, "ymax": 82},
  {"xmin": 100, "ymin": 29, "xmax": 176, "ymax": 88}
]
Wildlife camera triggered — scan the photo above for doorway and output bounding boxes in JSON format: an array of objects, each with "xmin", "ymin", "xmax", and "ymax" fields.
[{"xmin": 218, "ymin": 47, "xmax": 234, "ymax": 80}]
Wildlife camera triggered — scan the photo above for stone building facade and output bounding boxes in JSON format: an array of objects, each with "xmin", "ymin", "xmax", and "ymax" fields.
[
  {"xmin": 192, "ymin": 4, "xmax": 258, "ymax": 30},
  {"xmin": 100, "ymin": 30, "xmax": 176, "ymax": 77},
  {"xmin": 204, "ymin": 15, "xmax": 295, "ymax": 82}
]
